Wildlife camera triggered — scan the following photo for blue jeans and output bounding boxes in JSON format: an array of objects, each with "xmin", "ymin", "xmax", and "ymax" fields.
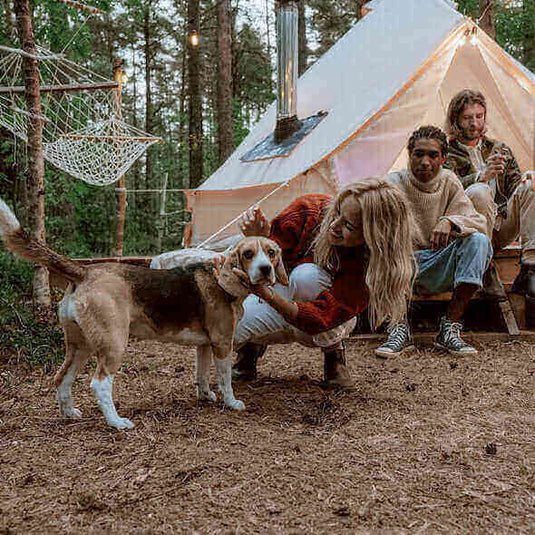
[{"xmin": 414, "ymin": 232, "xmax": 492, "ymax": 294}]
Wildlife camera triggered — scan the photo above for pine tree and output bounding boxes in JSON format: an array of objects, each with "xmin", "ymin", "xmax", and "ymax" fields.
[
  {"xmin": 188, "ymin": 0, "xmax": 203, "ymax": 188},
  {"xmin": 479, "ymin": 0, "xmax": 496, "ymax": 39},
  {"xmin": 13, "ymin": 0, "xmax": 50, "ymax": 305},
  {"xmin": 216, "ymin": 0, "xmax": 233, "ymax": 165}
]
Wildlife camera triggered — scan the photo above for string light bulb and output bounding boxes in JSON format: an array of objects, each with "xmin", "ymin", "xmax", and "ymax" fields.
[
  {"xmin": 470, "ymin": 26, "xmax": 478, "ymax": 46},
  {"xmin": 189, "ymin": 29, "xmax": 200, "ymax": 47}
]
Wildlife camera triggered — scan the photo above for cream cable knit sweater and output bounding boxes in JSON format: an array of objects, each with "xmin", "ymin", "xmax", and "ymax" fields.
[{"xmin": 386, "ymin": 167, "xmax": 488, "ymax": 249}]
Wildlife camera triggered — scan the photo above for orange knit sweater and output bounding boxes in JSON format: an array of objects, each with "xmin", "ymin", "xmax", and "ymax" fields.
[{"xmin": 269, "ymin": 194, "xmax": 369, "ymax": 335}]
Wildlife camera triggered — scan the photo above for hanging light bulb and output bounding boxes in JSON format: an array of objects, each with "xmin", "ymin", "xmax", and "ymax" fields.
[
  {"xmin": 458, "ymin": 27, "xmax": 471, "ymax": 47},
  {"xmin": 470, "ymin": 26, "xmax": 478, "ymax": 46},
  {"xmin": 189, "ymin": 29, "xmax": 200, "ymax": 47}
]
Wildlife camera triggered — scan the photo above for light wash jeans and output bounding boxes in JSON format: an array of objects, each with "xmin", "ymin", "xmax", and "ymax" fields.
[
  {"xmin": 414, "ymin": 232, "xmax": 492, "ymax": 294},
  {"xmin": 234, "ymin": 263, "xmax": 357, "ymax": 349}
]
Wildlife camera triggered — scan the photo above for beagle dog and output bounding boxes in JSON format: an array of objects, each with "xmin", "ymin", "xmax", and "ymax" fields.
[{"xmin": 0, "ymin": 199, "xmax": 287, "ymax": 429}]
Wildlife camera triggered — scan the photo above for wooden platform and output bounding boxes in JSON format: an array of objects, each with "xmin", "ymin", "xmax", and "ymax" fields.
[
  {"xmin": 411, "ymin": 245, "xmax": 524, "ymax": 334},
  {"xmin": 350, "ymin": 330, "xmax": 535, "ymax": 344}
]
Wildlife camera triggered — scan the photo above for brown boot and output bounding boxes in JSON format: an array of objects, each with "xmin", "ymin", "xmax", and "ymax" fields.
[
  {"xmin": 512, "ymin": 260, "xmax": 535, "ymax": 328},
  {"xmin": 232, "ymin": 343, "xmax": 266, "ymax": 381},
  {"xmin": 482, "ymin": 262, "xmax": 507, "ymax": 302},
  {"xmin": 322, "ymin": 343, "xmax": 353, "ymax": 388}
]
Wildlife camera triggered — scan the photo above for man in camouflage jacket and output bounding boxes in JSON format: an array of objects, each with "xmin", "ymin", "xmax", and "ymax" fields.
[{"xmin": 445, "ymin": 89, "xmax": 535, "ymax": 324}]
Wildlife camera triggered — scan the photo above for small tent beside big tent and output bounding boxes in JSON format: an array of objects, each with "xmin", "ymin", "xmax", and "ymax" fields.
[{"xmin": 184, "ymin": 0, "xmax": 535, "ymax": 248}]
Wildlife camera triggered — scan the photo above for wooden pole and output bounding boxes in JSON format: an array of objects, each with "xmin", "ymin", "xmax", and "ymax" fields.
[
  {"xmin": 156, "ymin": 173, "xmax": 168, "ymax": 253},
  {"xmin": 14, "ymin": 0, "xmax": 50, "ymax": 306},
  {"xmin": 0, "ymin": 81, "xmax": 118, "ymax": 94},
  {"xmin": 113, "ymin": 58, "xmax": 127, "ymax": 257}
]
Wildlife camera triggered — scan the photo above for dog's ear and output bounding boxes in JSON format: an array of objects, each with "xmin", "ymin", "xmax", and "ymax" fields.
[
  {"xmin": 274, "ymin": 253, "xmax": 289, "ymax": 286},
  {"xmin": 216, "ymin": 244, "xmax": 250, "ymax": 298},
  {"xmin": 224, "ymin": 244, "xmax": 243, "ymax": 272}
]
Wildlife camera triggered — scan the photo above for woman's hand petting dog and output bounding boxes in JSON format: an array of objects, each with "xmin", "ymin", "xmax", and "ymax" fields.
[
  {"xmin": 232, "ymin": 267, "xmax": 298, "ymax": 321},
  {"xmin": 239, "ymin": 206, "xmax": 270, "ymax": 237}
]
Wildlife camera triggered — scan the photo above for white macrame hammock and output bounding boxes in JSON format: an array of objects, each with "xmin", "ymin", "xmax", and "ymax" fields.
[{"xmin": 0, "ymin": 44, "xmax": 160, "ymax": 186}]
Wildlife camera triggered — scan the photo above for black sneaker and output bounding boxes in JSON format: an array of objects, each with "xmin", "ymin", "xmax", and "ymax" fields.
[
  {"xmin": 512, "ymin": 260, "xmax": 535, "ymax": 296},
  {"xmin": 435, "ymin": 317, "xmax": 477, "ymax": 356},
  {"xmin": 375, "ymin": 321, "xmax": 413, "ymax": 358}
]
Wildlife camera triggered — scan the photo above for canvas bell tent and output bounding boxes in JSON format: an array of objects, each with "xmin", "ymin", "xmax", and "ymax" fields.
[{"xmin": 184, "ymin": 0, "xmax": 535, "ymax": 248}]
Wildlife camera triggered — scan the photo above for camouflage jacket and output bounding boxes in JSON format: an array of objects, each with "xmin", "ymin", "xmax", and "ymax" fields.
[{"xmin": 445, "ymin": 137, "xmax": 522, "ymax": 214}]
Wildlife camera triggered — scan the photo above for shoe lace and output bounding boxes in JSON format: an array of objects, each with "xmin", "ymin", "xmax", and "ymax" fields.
[
  {"xmin": 442, "ymin": 320, "xmax": 467, "ymax": 348},
  {"xmin": 384, "ymin": 322, "xmax": 409, "ymax": 348}
]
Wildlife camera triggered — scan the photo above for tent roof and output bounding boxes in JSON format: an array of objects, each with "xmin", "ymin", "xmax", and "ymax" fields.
[{"xmin": 198, "ymin": 0, "xmax": 465, "ymax": 192}]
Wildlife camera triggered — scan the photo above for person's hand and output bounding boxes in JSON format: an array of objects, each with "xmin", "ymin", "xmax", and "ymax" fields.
[
  {"xmin": 480, "ymin": 152, "xmax": 506, "ymax": 182},
  {"xmin": 521, "ymin": 171, "xmax": 535, "ymax": 192},
  {"xmin": 212, "ymin": 255, "xmax": 225, "ymax": 277},
  {"xmin": 430, "ymin": 219, "xmax": 452, "ymax": 250},
  {"xmin": 232, "ymin": 267, "xmax": 273, "ymax": 300},
  {"xmin": 239, "ymin": 206, "xmax": 270, "ymax": 237}
]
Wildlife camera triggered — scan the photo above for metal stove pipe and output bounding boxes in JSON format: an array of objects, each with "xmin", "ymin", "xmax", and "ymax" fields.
[{"xmin": 274, "ymin": 0, "xmax": 301, "ymax": 143}]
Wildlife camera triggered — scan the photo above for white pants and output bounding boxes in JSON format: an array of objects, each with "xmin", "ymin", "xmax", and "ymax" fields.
[
  {"xmin": 234, "ymin": 263, "xmax": 357, "ymax": 349},
  {"xmin": 466, "ymin": 180, "xmax": 535, "ymax": 259}
]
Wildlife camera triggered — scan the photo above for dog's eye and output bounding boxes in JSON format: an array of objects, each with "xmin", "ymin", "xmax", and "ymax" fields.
[
  {"xmin": 267, "ymin": 249, "xmax": 276, "ymax": 258},
  {"xmin": 243, "ymin": 250, "xmax": 254, "ymax": 259}
]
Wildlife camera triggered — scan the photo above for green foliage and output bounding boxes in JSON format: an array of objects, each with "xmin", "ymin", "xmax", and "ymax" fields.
[
  {"xmin": 307, "ymin": 0, "xmax": 360, "ymax": 60},
  {"xmin": 0, "ymin": 250, "xmax": 64, "ymax": 365},
  {"xmin": 456, "ymin": 0, "xmax": 534, "ymax": 68}
]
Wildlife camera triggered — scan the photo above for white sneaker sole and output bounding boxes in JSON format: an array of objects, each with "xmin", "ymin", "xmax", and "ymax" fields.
[
  {"xmin": 375, "ymin": 344, "xmax": 415, "ymax": 359},
  {"xmin": 434, "ymin": 342, "xmax": 478, "ymax": 356}
]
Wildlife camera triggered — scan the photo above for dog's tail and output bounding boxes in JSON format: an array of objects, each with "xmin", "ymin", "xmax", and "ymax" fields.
[{"xmin": 0, "ymin": 198, "xmax": 86, "ymax": 283}]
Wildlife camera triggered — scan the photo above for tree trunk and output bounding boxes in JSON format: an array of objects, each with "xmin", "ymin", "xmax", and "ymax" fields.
[
  {"xmin": 298, "ymin": 0, "xmax": 307, "ymax": 76},
  {"xmin": 14, "ymin": 0, "xmax": 50, "ymax": 306},
  {"xmin": 216, "ymin": 0, "xmax": 233, "ymax": 165},
  {"xmin": 479, "ymin": 0, "xmax": 495, "ymax": 39},
  {"xmin": 188, "ymin": 0, "xmax": 203, "ymax": 189},
  {"xmin": 130, "ymin": 43, "xmax": 140, "ymax": 211},
  {"xmin": 178, "ymin": 34, "xmax": 188, "ymax": 187},
  {"xmin": 113, "ymin": 58, "xmax": 127, "ymax": 257},
  {"xmin": 524, "ymin": 0, "xmax": 535, "ymax": 70},
  {"xmin": 3, "ymin": 0, "xmax": 16, "ymax": 42},
  {"xmin": 144, "ymin": 5, "xmax": 154, "ymax": 190}
]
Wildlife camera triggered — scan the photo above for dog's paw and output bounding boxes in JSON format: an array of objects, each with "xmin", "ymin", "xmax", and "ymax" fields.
[
  {"xmin": 198, "ymin": 390, "xmax": 217, "ymax": 402},
  {"xmin": 110, "ymin": 417, "xmax": 135, "ymax": 430},
  {"xmin": 227, "ymin": 399, "xmax": 246, "ymax": 411}
]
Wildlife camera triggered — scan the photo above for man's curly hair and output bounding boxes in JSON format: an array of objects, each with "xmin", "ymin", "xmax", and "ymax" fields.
[{"xmin": 407, "ymin": 125, "xmax": 448, "ymax": 156}]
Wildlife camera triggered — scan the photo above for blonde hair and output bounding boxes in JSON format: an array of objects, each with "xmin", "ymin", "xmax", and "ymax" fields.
[{"xmin": 313, "ymin": 178, "xmax": 416, "ymax": 329}]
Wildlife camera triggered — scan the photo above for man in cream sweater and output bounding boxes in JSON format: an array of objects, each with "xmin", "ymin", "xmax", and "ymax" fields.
[{"xmin": 376, "ymin": 125, "xmax": 491, "ymax": 357}]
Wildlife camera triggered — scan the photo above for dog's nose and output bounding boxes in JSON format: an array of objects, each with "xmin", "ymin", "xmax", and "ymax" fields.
[{"xmin": 260, "ymin": 264, "xmax": 272, "ymax": 277}]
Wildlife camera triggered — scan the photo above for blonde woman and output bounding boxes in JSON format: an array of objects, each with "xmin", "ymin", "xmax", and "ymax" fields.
[{"xmin": 233, "ymin": 178, "xmax": 416, "ymax": 387}]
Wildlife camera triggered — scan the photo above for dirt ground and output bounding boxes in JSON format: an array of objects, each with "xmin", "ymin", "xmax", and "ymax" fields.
[{"xmin": 1, "ymin": 337, "xmax": 534, "ymax": 534}]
